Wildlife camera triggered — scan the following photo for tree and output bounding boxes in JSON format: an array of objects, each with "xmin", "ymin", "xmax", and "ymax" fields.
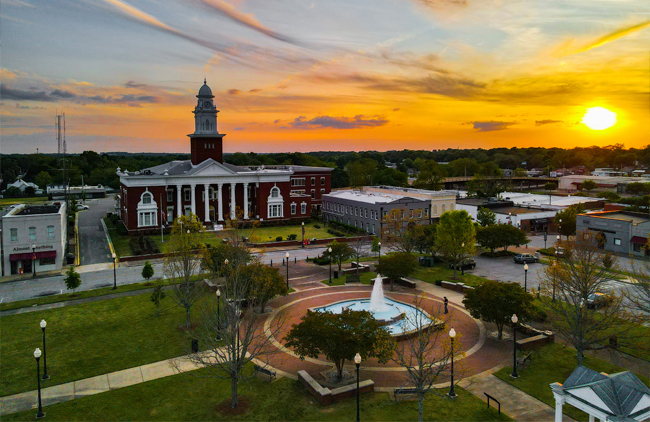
[
  {"xmin": 64, "ymin": 266, "xmax": 81, "ymax": 293},
  {"xmin": 284, "ymin": 309, "xmax": 394, "ymax": 380},
  {"xmin": 163, "ymin": 214, "xmax": 207, "ymax": 329},
  {"xmin": 476, "ymin": 224, "xmax": 529, "ymax": 253},
  {"xmin": 35, "ymin": 171, "xmax": 53, "ymax": 192},
  {"xmin": 350, "ymin": 236, "xmax": 369, "ymax": 275},
  {"xmin": 409, "ymin": 224, "xmax": 437, "ymax": 255},
  {"xmin": 150, "ymin": 284, "xmax": 166, "ymax": 316},
  {"xmin": 24, "ymin": 186, "xmax": 36, "ymax": 197},
  {"xmin": 346, "ymin": 159, "xmax": 377, "ymax": 187},
  {"xmin": 513, "ymin": 168, "xmax": 527, "ymax": 177},
  {"xmin": 203, "ymin": 242, "xmax": 251, "ymax": 278},
  {"xmin": 181, "ymin": 255, "xmax": 287, "ymax": 410},
  {"xmin": 375, "ymin": 252, "xmax": 418, "ymax": 291},
  {"xmin": 370, "ymin": 237, "xmax": 381, "ymax": 259},
  {"xmin": 463, "ymin": 280, "xmax": 534, "ymax": 340},
  {"xmin": 142, "ymin": 261, "xmax": 154, "ymax": 281},
  {"xmin": 413, "ymin": 160, "xmax": 444, "ymax": 191},
  {"xmin": 544, "ymin": 182, "xmax": 557, "ymax": 192},
  {"xmin": 245, "ymin": 263, "xmax": 288, "ymax": 313},
  {"xmin": 581, "ymin": 179, "xmax": 597, "ymax": 192},
  {"xmin": 3, "ymin": 186, "xmax": 22, "ymax": 198},
  {"xmin": 323, "ymin": 240, "xmax": 354, "ymax": 272},
  {"xmin": 555, "ymin": 204, "xmax": 586, "ymax": 239},
  {"xmin": 392, "ymin": 295, "xmax": 455, "ymax": 422},
  {"xmin": 476, "ymin": 207, "xmax": 496, "ymax": 227},
  {"xmin": 435, "ymin": 210, "xmax": 476, "ymax": 279},
  {"xmin": 629, "ymin": 255, "xmax": 650, "ymax": 321},
  {"xmin": 540, "ymin": 235, "xmax": 637, "ymax": 364},
  {"xmin": 381, "ymin": 208, "xmax": 422, "ymax": 253}
]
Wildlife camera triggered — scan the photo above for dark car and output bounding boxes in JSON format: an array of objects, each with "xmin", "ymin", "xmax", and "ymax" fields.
[
  {"xmin": 514, "ymin": 253, "xmax": 539, "ymax": 264},
  {"xmin": 449, "ymin": 259, "xmax": 476, "ymax": 270}
]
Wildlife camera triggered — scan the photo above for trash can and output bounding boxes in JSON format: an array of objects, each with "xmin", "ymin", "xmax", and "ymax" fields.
[
  {"xmin": 334, "ymin": 270, "xmax": 339, "ymax": 279},
  {"xmin": 191, "ymin": 339, "xmax": 199, "ymax": 353},
  {"xmin": 66, "ymin": 254, "xmax": 75, "ymax": 265}
]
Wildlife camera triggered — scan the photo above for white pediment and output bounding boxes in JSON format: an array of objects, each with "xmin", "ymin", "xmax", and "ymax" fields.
[
  {"xmin": 190, "ymin": 161, "xmax": 237, "ymax": 177},
  {"xmin": 631, "ymin": 394, "xmax": 650, "ymax": 415},
  {"xmin": 567, "ymin": 387, "xmax": 613, "ymax": 414}
]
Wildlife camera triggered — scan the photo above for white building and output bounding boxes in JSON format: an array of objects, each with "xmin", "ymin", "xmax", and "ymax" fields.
[
  {"xmin": 3, "ymin": 178, "xmax": 42, "ymax": 195},
  {"xmin": 361, "ymin": 186, "xmax": 457, "ymax": 218},
  {"xmin": 1, "ymin": 202, "xmax": 67, "ymax": 276},
  {"xmin": 559, "ymin": 175, "xmax": 646, "ymax": 193}
]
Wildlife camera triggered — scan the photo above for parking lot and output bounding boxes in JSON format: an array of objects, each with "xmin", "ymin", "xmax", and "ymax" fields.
[{"xmin": 470, "ymin": 255, "xmax": 544, "ymax": 291}]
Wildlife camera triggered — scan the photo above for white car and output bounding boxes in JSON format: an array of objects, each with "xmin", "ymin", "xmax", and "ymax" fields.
[{"xmin": 76, "ymin": 204, "xmax": 89, "ymax": 210}]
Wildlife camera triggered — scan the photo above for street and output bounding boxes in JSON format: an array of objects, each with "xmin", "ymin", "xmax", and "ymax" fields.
[{"xmin": 78, "ymin": 197, "xmax": 115, "ymax": 265}]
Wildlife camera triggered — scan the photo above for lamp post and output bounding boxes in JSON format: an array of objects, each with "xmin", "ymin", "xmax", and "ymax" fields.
[
  {"xmin": 558, "ymin": 218, "xmax": 562, "ymax": 239},
  {"xmin": 460, "ymin": 242, "xmax": 465, "ymax": 276},
  {"xmin": 216, "ymin": 289, "xmax": 222, "ymax": 340},
  {"xmin": 354, "ymin": 352, "xmax": 362, "ymax": 422},
  {"xmin": 511, "ymin": 314, "xmax": 519, "ymax": 378},
  {"xmin": 552, "ymin": 260, "xmax": 557, "ymax": 301},
  {"xmin": 40, "ymin": 320, "xmax": 50, "ymax": 380},
  {"xmin": 378, "ymin": 242, "xmax": 381, "ymax": 264},
  {"xmin": 112, "ymin": 253, "xmax": 117, "ymax": 290},
  {"xmin": 328, "ymin": 247, "xmax": 332, "ymax": 284},
  {"xmin": 32, "ymin": 244, "xmax": 37, "ymax": 278},
  {"xmin": 301, "ymin": 222, "xmax": 305, "ymax": 248},
  {"xmin": 34, "ymin": 348, "xmax": 45, "ymax": 418},
  {"xmin": 285, "ymin": 252, "xmax": 290, "ymax": 289},
  {"xmin": 448, "ymin": 328, "xmax": 457, "ymax": 398},
  {"xmin": 523, "ymin": 263, "xmax": 529, "ymax": 292}
]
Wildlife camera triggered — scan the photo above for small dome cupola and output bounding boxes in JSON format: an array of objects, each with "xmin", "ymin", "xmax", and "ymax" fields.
[{"xmin": 193, "ymin": 79, "xmax": 218, "ymax": 134}]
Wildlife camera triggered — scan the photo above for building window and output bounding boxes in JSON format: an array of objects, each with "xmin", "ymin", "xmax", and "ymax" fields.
[
  {"xmin": 321, "ymin": 188, "xmax": 325, "ymax": 195},
  {"xmin": 167, "ymin": 207, "xmax": 174, "ymax": 223},
  {"xmin": 167, "ymin": 190, "xmax": 173, "ymax": 202},
  {"xmin": 269, "ymin": 204, "xmax": 283, "ymax": 218},
  {"xmin": 433, "ymin": 205, "xmax": 438, "ymax": 215},
  {"xmin": 10, "ymin": 228, "xmax": 17, "ymax": 242},
  {"xmin": 301, "ymin": 203, "xmax": 307, "ymax": 214},
  {"xmin": 142, "ymin": 193, "xmax": 152, "ymax": 204},
  {"xmin": 321, "ymin": 177, "xmax": 325, "ymax": 185},
  {"xmin": 365, "ymin": 209, "xmax": 368, "ymax": 218},
  {"xmin": 184, "ymin": 189, "xmax": 191, "ymax": 201},
  {"xmin": 47, "ymin": 226, "xmax": 55, "ymax": 240},
  {"xmin": 40, "ymin": 257, "xmax": 56, "ymax": 266},
  {"xmin": 614, "ymin": 238, "xmax": 621, "ymax": 246},
  {"xmin": 271, "ymin": 187, "xmax": 280, "ymax": 198},
  {"xmin": 29, "ymin": 227, "xmax": 36, "ymax": 240},
  {"xmin": 311, "ymin": 189, "xmax": 315, "ymax": 199},
  {"xmin": 291, "ymin": 203, "xmax": 297, "ymax": 215},
  {"xmin": 311, "ymin": 177, "xmax": 315, "ymax": 185},
  {"xmin": 291, "ymin": 178, "xmax": 306, "ymax": 187},
  {"xmin": 634, "ymin": 243, "xmax": 642, "ymax": 252},
  {"xmin": 138, "ymin": 211, "xmax": 157, "ymax": 227},
  {"xmin": 442, "ymin": 204, "xmax": 446, "ymax": 213},
  {"xmin": 424, "ymin": 208, "xmax": 429, "ymax": 217}
]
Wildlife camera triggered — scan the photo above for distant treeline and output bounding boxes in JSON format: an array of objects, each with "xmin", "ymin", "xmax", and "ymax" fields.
[{"xmin": 2, "ymin": 144, "xmax": 647, "ymax": 191}]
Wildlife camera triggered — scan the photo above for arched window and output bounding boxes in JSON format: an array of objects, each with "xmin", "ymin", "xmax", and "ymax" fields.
[
  {"xmin": 205, "ymin": 119, "xmax": 210, "ymax": 130},
  {"xmin": 142, "ymin": 193, "xmax": 152, "ymax": 204},
  {"xmin": 271, "ymin": 187, "xmax": 280, "ymax": 198},
  {"xmin": 137, "ymin": 191, "xmax": 157, "ymax": 228},
  {"xmin": 433, "ymin": 204, "xmax": 438, "ymax": 215},
  {"xmin": 441, "ymin": 204, "xmax": 446, "ymax": 213}
]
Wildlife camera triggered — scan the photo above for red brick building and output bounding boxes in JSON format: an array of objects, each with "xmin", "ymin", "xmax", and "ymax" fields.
[{"xmin": 118, "ymin": 81, "xmax": 332, "ymax": 234}]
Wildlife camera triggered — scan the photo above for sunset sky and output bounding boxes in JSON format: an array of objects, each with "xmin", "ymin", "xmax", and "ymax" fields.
[{"xmin": 1, "ymin": 0, "xmax": 649, "ymax": 154}]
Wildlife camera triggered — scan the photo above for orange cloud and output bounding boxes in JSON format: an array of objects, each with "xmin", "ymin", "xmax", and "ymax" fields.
[{"xmin": 553, "ymin": 20, "xmax": 650, "ymax": 57}]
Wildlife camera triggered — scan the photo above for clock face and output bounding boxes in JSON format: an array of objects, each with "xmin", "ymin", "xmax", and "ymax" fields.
[{"xmin": 204, "ymin": 101, "xmax": 211, "ymax": 109}]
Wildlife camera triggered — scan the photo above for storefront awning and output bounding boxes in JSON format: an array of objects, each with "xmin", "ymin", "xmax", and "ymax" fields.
[
  {"xmin": 9, "ymin": 250, "xmax": 57, "ymax": 261},
  {"xmin": 630, "ymin": 236, "xmax": 647, "ymax": 245}
]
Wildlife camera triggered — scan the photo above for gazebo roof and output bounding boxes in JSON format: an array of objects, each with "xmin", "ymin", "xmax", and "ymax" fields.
[{"xmin": 559, "ymin": 366, "xmax": 650, "ymax": 421}]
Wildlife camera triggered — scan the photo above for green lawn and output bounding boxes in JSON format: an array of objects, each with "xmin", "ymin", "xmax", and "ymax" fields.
[
  {"xmin": 493, "ymin": 343, "xmax": 650, "ymax": 422},
  {"xmin": 0, "ymin": 197, "xmax": 49, "ymax": 207},
  {"xmin": 3, "ymin": 367, "xmax": 511, "ymax": 421},
  {"xmin": 0, "ymin": 291, "xmax": 216, "ymax": 397},
  {"xmin": 240, "ymin": 221, "xmax": 347, "ymax": 244},
  {"xmin": 413, "ymin": 263, "xmax": 491, "ymax": 288}
]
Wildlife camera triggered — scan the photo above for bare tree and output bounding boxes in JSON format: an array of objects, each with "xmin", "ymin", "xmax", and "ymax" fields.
[
  {"xmin": 392, "ymin": 296, "xmax": 457, "ymax": 422},
  {"xmin": 628, "ymin": 257, "xmax": 650, "ymax": 318},
  {"xmin": 350, "ymin": 235, "xmax": 369, "ymax": 276},
  {"xmin": 541, "ymin": 234, "xmax": 639, "ymax": 364},
  {"xmin": 181, "ymin": 256, "xmax": 286, "ymax": 410},
  {"xmin": 382, "ymin": 208, "xmax": 421, "ymax": 253},
  {"xmin": 164, "ymin": 214, "xmax": 207, "ymax": 329}
]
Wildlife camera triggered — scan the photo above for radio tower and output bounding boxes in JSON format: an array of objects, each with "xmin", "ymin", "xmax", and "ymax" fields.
[{"xmin": 55, "ymin": 112, "xmax": 66, "ymax": 155}]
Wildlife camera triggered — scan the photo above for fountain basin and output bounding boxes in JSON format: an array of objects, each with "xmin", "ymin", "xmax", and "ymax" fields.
[{"xmin": 313, "ymin": 297, "xmax": 441, "ymax": 340}]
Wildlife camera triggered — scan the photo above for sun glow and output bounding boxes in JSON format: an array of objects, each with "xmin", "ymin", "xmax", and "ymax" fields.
[{"xmin": 581, "ymin": 107, "xmax": 617, "ymax": 130}]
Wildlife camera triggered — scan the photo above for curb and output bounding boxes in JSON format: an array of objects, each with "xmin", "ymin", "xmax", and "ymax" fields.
[
  {"xmin": 101, "ymin": 218, "xmax": 117, "ymax": 262},
  {"xmin": 74, "ymin": 212, "xmax": 80, "ymax": 266}
]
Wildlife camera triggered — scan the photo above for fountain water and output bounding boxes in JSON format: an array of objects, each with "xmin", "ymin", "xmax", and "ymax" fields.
[{"xmin": 369, "ymin": 275, "xmax": 389, "ymax": 312}]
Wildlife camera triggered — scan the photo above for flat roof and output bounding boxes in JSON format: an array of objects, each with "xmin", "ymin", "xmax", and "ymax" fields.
[
  {"xmin": 491, "ymin": 206, "xmax": 544, "ymax": 215},
  {"xmin": 582, "ymin": 211, "xmax": 650, "ymax": 224},
  {"xmin": 324, "ymin": 189, "xmax": 425, "ymax": 205},
  {"xmin": 366, "ymin": 185, "xmax": 456, "ymax": 197},
  {"xmin": 7, "ymin": 203, "xmax": 63, "ymax": 216}
]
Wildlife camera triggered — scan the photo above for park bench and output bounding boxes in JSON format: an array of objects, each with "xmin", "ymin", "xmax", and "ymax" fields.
[
  {"xmin": 516, "ymin": 352, "xmax": 533, "ymax": 370},
  {"xmin": 394, "ymin": 387, "xmax": 418, "ymax": 398},
  {"xmin": 254, "ymin": 364, "xmax": 277, "ymax": 382}
]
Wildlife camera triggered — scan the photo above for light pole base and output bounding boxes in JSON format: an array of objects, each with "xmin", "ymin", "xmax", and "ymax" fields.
[
  {"xmin": 42, "ymin": 374, "xmax": 50, "ymax": 380},
  {"xmin": 447, "ymin": 391, "xmax": 457, "ymax": 399},
  {"xmin": 36, "ymin": 412, "xmax": 45, "ymax": 419},
  {"xmin": 510, "ymin": 372, "xmax": 519, "ymax": 379}
]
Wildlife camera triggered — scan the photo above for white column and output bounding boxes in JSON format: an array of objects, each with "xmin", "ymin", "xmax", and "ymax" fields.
[
  {"xmin": 176, "ymin": 184, "xmax": 182, "ymax": 217},
  {"xmin": 190, "ymin": 184, "xmax": 196, "ymax": 216},
  {"xmin": 554, "ymin": 394, "xmax": 564, "ymax": 422},
  {"xmin": 230, "ymin": 183, "xmax": 236, "ymax": 220},
  {"xmin": 243, "ymin": 182, "xmax": 249, "ymax": 219},
  {"xmin": 204, "ymin": 183, "xmax": 211, "ymax": 222},
  {"xmin": 588, "ymin": 415, "xmax": 594, "ymax": 422},
  {"xmin": 217, "ymin": 183, "xmax": 224, "ymax": 221}
]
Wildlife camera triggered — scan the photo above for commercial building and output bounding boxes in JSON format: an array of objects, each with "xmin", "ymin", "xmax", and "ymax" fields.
[
  {"xmin": 48, "ymin": 184, "xmax": 107, "ymax": 199},
  {"xmin": 559, "ymin": 175, "xmax": 650, "ymax": 194},
  {"xmin": 1, "ymin": 202, "xmax": 67, "ymax": 276},
  {"xmin": 361, "ymin": 186, "xmax": 457, "ymax": 219},
  {"xmin": 322, "ymin": 189, "xmax": 431, "ymax": 235},
  {"xmin": 576, "ymin": 211, "xmax": 650, "ymax": 257},
  {"xmin": 117, "ymin": 81, "xmax": 332, "ymax": 234},
  {"xmin": 456, "ymin": 197, "xmax": 557, "ymax": 232}
]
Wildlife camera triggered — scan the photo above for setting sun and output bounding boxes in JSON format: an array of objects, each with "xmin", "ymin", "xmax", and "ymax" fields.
[{"xmin": 581, "ymin": 107, "xmax": 617, "ymax": 130}]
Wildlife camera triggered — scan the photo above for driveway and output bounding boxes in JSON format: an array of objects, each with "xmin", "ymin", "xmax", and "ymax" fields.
[{"xmin": 78, "ymin": 196, "xmax": 115, "ymax": 265}]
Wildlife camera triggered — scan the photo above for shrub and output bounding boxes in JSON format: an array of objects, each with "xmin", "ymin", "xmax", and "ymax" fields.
[
  {"xmin": 276, "ymin": 236, "xmax": 283, "ymax": 242},
  {"xmin": 287, "ymin": 234, "xmax": 297, "ymax": 241},
  {"xmin": 116, "ymin": 221, "xmax": 128, "ymax": 236},
  {"xmin": 314, "ymin": 224, "xmax": 321, "ymax": 229},
  {"xmin": 312, "ymin": 256, "xmax": 331, "ymax": 265},
  {"xmin": 130, "ymin": 236, "xmax": 143, "ymax": 255},
  {"xmin": 538, "ymin": 247, "xmax": 556, "ymax": 257},
  {"xmin": 481, "ymin": 250, "xmax": 516, "ymax": 258}
]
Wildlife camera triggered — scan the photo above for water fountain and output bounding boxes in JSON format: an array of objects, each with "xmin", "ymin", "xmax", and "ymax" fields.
[{"xmin": 315, "ymin": 275, "xmax": 438, "ymax": 339}]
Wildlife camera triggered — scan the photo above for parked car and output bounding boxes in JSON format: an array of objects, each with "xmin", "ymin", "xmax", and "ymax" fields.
[
  {"xmin": 448, "ymin": 259, "xmax": 476, "ymax": 270},
  {"xmin": 76, "ymin": 204, "xmax": 89, "ymax": 210},
  {"xmin": 586, "ymin": 292, "xmax": 613, "ymax": 309},
  {"xmin": 514, "ymin": 253, "xmax": 539, "ymax": 264}
]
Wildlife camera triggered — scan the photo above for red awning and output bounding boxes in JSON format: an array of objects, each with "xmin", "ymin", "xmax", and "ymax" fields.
[
  {"xmin": 9, "ymin": 250, "xmax": 57, "ymax": 262},
  {"xmin": 630, "ymin": 236, "xmax": 647, "ymax": 245}
]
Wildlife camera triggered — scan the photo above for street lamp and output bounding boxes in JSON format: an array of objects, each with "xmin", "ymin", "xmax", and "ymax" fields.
[
  {"xmin": 460, "ymin": 242, "xmax": 465, "ymax": 276},
  {"xmin": 354, "ymin": 352, "xmax": 362, "ymax": 422},
  {"xmin": 40, "ymin": 320, "xmax": 50, "ymax": 380},
  {"xmin": 34, "ymin": 348, "xmax": 45, "ymax": 418},
  {"xmin": 552, "ymin": 260, "xmax": 557, "ymax": 301},
  {"xmin": 216, "ymin": 289, "xmax": 222, "ymax": 340},
  {"xmin": 523, "ymin": 263, "xmax": 529, "ymax": 292},
  {"xmin": 285, "ymin": 252, "xmax": 290, "ymax": 289},
  {"xmin": 448, "ymin": 328, "xmax": 457, "ymax": 398},
  {"xmin": 511, "ymin": 314, "xmax": 519, "ymax": 379},
  {"xmin": 301, "ymin": 222, "xmax": 305, "ymax": 248},
  {"xmin": 328, "ymin": 247, "xmax": 332, "ymax": 284},
  {"xmin": 32, "ymin": 244, "xmax": 37, "ymax": 278},
  {"xmin": 378, "ymin": 242, "xmax": 381, "ymax": 264},
  {"xmin": 112, "ymin": 253, "xmax": 117, "ymax": 290}
]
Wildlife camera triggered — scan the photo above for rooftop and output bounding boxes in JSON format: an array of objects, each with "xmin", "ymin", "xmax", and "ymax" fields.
[
  {"xmin": 364, "ymin": 185, "xmax": 456, "ymax": 197},
  {"xmin": 5, "ymin": 203, "xmax": 64, "ymax": 217},
  {"xmin": 324, "ymin": 189, "xmax": 427, "ymax": 205},
  {"xmin": 582, "ymin": 211, "xmax": 650, "ymax": 225}
]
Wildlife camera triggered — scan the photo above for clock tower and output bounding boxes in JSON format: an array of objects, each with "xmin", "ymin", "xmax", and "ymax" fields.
[{"xmin": 189, "ymin": 79, "xmax": 225, "ymax": 165}]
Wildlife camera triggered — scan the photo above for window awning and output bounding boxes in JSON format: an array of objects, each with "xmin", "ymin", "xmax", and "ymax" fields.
[
  {"xmin": 630, "ymin": 236, "xmax": 647, "ymax": 245},
  {"xmin": 9, "ymin": 250, "xmax": 57, "ymax": 261}
]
